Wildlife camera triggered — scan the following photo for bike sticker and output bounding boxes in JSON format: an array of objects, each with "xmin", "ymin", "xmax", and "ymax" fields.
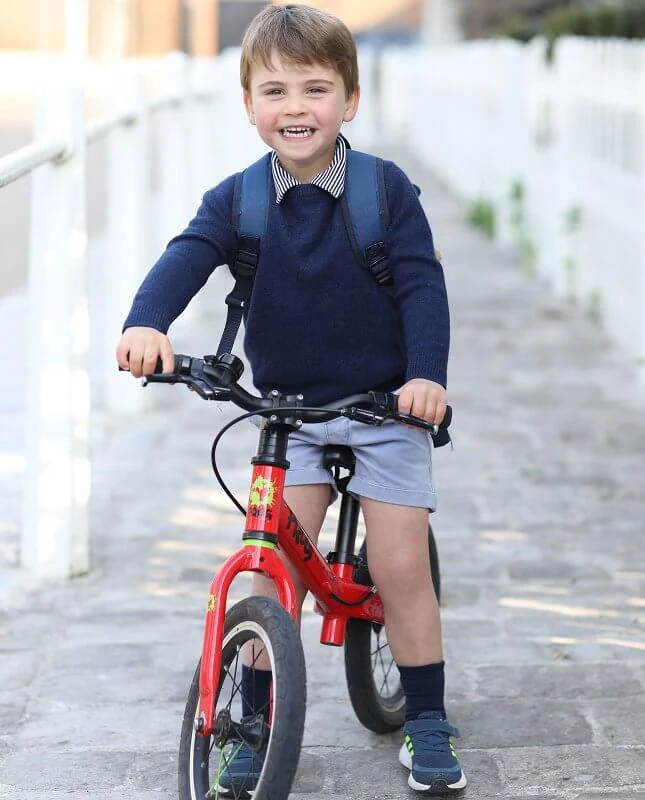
[{"xmin": 249, "ymin": 475, "xmax": 277, "ymax": 509}]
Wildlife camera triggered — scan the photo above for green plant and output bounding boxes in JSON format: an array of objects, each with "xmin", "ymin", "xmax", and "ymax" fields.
[
  {"xmin": 518, "ymin": 234, "xmax": 537, "ymax": 275},
  {"xmin": 498, "ymin": 15, "xmax": 540, "ymax": 42},
  {"xmin": 508, "ymin": 179, "xmax": 538, "ymax": 274},
  {"xmin": 562, "ymin": 205, "xmax": 584, "ymax": 301},
  {"xmin": 509, "ymin": 179, "xmax": 525, "ymax": 227},
  {"xmin": 467, "ymin": 198, "xmax": 496, "ymax": 238},
  {"xmin": 586, "ymin": 289, "xmax": 603, "ymax": 322},
  {"xmin": 501, "ymin": 2, "xmax": 645, "ymax": 64},
  {"xmin": 564, "ymin": 206, "xmax": 583, "ymax": 235}
]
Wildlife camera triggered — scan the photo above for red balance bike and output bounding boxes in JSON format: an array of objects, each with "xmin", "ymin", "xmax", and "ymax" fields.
[{"xmin": 141, "ymin": 353, "xmax": 447, "ymax": 800}]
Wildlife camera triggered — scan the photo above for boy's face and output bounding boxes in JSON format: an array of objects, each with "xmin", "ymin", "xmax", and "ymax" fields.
[{"xmin": 244, "ymin": 53, "xmax": 359, "ymax": 183}]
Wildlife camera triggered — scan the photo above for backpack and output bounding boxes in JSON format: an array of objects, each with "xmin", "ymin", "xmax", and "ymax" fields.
[{"xmin": 216, "ymin": 149, "xmax": 414, "ymax": 357}]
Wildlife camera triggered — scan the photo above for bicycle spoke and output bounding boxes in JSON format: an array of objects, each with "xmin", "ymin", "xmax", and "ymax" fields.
[{"xmin": 371, "ymin": 630, "xmax": 397, "ymax": 698}]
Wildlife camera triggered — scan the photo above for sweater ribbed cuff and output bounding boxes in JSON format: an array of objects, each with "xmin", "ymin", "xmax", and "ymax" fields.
[
  {"xmin": 122, "ymin": 306, "xmax": 172, "ymax": 334},
  {"xmin": 406, "ymin": 354, "xmax": 447, "ymax": 388}
]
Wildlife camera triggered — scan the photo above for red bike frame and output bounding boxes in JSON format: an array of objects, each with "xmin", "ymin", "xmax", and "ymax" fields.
[{"xmin": 195, "ymin": 461, "xmax": 385, "ymax": 736}]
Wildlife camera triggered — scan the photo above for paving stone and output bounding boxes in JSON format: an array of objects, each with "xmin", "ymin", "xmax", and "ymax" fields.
[
  {"xmin": 16, "ymin": 706, "xmax": 184, "ymax": 750},
  {"xmin": 575, "ymin": 792, "xmax": 645, "ymax": 799},
  {"xmin": 125, "ymin": 750, "xmax": 177, "ymax": 791},
  {"xmin": 0, "ymin": 750, "xmax": 133, "ymax": 791},
  {"xmin": 453, "ymin": 699, "xmax": 593, "ymax": 749},
  {"xmin": 498, "ymin": 744, "xmax": 645, "ymax": 794},
  {"xmin": 48, "ymin": 642, "xmax": 154, "ymax": 671},
  {"xmin": 587, "ymin": 696, "xmax": 645, "ymax": 745},
  {"xmin": 474, "ymin": 663, "xmax": 643, "ymax": 701}
]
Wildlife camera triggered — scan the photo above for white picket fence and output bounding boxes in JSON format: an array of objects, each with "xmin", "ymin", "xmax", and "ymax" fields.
[{"xmin": 380, "ymin": 36, "xmax": 645, "ymax": 370}]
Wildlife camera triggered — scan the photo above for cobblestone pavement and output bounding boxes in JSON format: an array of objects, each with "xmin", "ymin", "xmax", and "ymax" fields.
[{"xmin": 1, "ymin": 146, "xmax": 644, "ymax": 799}]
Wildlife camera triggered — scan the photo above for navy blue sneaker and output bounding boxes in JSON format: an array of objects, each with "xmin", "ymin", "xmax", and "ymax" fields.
[
  {"xmin": 215, "ymin": 739, "xmax": 267, "ymax": 797},
  {"xmin": 399, "ymin": 712, "xmax": 467, "ymax": 792}
]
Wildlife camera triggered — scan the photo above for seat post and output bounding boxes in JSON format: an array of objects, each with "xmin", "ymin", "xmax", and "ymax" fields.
[{"xmin": 334, "ymin": 491, "xmax": 360, "ymax": 564}]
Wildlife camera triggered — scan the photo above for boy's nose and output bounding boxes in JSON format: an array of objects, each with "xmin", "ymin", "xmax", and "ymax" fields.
[{"xmin": 284, "ymin": 96, "xmax": 306, "ymax": 115}]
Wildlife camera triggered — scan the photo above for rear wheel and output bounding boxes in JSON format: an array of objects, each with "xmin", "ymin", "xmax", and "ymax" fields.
[
  {"xmin": 344, "ymin": 522, "xmax": 441, "ymax": 733},
  {"xmin": 178, "ymin": 597, "xmax": 306, "ymax": 800}
]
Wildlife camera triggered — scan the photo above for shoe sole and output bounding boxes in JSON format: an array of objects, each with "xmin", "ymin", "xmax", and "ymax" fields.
[{"xmin": 398, "ymin": 744, "xmax": 467, "ymax": 793}]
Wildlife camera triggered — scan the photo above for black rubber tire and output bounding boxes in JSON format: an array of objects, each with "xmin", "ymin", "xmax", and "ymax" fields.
[
  {"xmin": 178, "ymin": 597, "xmax": 307, "ymax": 800},
  {"xmin": 344, "ymin": 522, "xmax": 441, "ymax": 733}
]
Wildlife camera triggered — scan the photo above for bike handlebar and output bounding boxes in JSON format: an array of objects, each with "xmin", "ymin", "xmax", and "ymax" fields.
[{"xmin": 134, "ymin": 353, "xmax": 452, "ymax": 440}]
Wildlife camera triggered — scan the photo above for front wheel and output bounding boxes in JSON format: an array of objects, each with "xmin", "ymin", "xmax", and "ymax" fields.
[
  {"xmin": 344, "ymin": 522, "xmax": 441, "ymax": 733},
  {"xmin": 178, "ymin": 597, "xmax": 307, "ymax": 800}
]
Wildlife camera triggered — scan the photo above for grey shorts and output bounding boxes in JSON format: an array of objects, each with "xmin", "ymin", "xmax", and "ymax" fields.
[{"xmin": 283, "ymin": 416, "xmax": 436, "ymax": 510}]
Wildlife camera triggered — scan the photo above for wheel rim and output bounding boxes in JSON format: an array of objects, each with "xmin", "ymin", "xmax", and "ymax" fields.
[
  {"xmin": 189, "ymin": 621, "xmax": 277, "ymax": 800},
  {"xmin": 370, "ymin": 624, "xmax": 405, "ymax": 714}
]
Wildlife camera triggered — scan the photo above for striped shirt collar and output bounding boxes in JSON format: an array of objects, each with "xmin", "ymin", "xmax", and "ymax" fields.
[{"xmin": 271, "ymin": 134, "xmax": 348, "ymax": 203}]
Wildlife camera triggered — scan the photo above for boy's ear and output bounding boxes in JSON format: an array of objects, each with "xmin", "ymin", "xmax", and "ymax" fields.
[
  {"xmin": 243, "ymin": 92, "xmax": 256, "ymax": 125},
  {"xmin": 343, "ymin": 86, "xmax": 360, "ymax": 123}
]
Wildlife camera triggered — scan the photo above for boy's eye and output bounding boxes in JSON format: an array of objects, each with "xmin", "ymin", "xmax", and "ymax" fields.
[
  {"xmin": 264, "ymin": 88, "xmax": 284, "ymax": 96},
  {"xmin": 307, "ymin": 86, "xmax": 327, "ymax": 95}
]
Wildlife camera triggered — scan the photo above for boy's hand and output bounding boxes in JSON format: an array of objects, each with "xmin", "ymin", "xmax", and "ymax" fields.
[
  {"xmin": 396, "ymin": 378, "xmax": 447, "ymax": 424},
  {"xmin": 116, "ymin": 326, "xmax": 175, "ymax": 378}
]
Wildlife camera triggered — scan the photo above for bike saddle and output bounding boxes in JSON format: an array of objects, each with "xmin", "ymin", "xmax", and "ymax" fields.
[{"xmin": 322, "ymin": 445, "xmax": 356, "ymax": 473}]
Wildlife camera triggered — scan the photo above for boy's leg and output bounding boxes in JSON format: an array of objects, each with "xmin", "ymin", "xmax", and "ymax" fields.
[
  {"xmin": 360, "ymin": 499, "xmax": 441, "ymax": 665},
  {"xmin": 361, "ymin": 498, "xmax": 466, "ymax": 793}
]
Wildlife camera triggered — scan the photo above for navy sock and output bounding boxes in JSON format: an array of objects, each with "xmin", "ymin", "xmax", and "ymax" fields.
[
  {"xmin": 398, "ymin": 661, "xmax": 446, "ymax": 721},
  {"xmin": 241, "ymin": 664, "xmax": 272, "ymax": 719}
]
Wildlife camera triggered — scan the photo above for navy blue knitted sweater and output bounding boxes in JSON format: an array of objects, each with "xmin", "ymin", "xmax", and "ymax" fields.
[{"xmin": 123, "ymin": 154, "xmax": 450, "ymax": 405}]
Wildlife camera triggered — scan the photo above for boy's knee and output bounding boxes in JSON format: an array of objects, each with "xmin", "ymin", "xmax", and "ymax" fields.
[{"xmin": 369, "ymin": 546, "xmax": 432, "ymax": 596}]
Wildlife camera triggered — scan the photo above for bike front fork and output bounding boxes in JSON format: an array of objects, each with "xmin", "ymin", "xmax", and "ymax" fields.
[{"xmin": 195, "ymin": 543, "xmax": 297, "ymax": 737}]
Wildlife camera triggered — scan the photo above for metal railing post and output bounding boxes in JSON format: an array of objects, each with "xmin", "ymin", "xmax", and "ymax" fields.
[{"xmin": 23, "ymin": 85, "xmax": 90, "ymax": 577}]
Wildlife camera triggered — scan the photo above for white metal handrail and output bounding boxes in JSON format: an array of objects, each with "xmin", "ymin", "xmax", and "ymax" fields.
[
  {"xmin": 0, "ymin": 139, "xmax": 68, "ymax": 188},
  {"xmin": 85, "ymin": 111, "xmax": 137, "ymax": 144}
]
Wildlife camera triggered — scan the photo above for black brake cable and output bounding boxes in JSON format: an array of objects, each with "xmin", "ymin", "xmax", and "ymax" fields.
[
  {"xmin": 209, "ymin": 404, "xmax": 384, "ymax": 516},
  {"xmin": 210, "ymin": 409, "xmax": 265, "ymax": 516}
]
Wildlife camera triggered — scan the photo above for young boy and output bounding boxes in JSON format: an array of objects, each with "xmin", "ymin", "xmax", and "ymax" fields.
[{"xmin": 117, "ymin": 3, "xmax": 466, "ymax": 795}]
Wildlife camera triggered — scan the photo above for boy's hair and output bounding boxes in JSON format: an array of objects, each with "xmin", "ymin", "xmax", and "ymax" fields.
[{"xmin": 240, "ymin": 4, "xmax": 359, "ymax": 98}]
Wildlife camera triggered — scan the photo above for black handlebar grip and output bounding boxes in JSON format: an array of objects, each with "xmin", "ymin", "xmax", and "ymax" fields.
[
  {"xmin": 388, "ymin": 393, "xmax": 452, "ymax": 430},
  {"xmin": 442, "ymin": 405, "xmax": 452, "ymax": 430}
]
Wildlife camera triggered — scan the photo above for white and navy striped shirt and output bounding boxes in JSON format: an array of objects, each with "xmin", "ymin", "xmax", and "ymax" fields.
[{"xmin": 271, "ymin": 134, "xmax": 347, "ymax": 203}]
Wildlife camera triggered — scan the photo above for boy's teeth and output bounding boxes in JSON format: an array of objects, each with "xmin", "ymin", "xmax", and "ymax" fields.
[{"xmin": 283, "ymin": 127, "xmax": 312, "ymax": 137}]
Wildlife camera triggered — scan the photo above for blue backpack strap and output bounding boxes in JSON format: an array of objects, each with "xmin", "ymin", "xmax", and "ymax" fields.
[
  {"xmin": 341, "ymin": 150, "xmax": 391, "ymax": 286},
  {"xmin": 217, "ymin": 155, "xmax": 272, "ymax": 356},
  {"xmin": 232, "ymin": 154, "xmax": 271, "ymax": 276}
]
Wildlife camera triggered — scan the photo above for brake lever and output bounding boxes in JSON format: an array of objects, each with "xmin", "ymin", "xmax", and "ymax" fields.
[
  {"xmin": 395, "ymin": 412, "xmax": 440, "ymax": 436},
  {"xmin": 192, "ymin": 382, "xmax": 231, "ymax": 401},
  {"xmin": 342, "ymin": 406, "xmax": 388, "ymax": 426},
  {"xmin": 142, "ymin": 373, "xmax": 231, "ymax": 401},
  {"xmin": 142, "ymin": 374, "xmax": 180, "ymax": 386}
]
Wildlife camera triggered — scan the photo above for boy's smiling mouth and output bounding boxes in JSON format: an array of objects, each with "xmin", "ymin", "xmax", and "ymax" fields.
[{"xmin": 281, "ymin": 127, "xmax": 314, "ymax": 138}]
